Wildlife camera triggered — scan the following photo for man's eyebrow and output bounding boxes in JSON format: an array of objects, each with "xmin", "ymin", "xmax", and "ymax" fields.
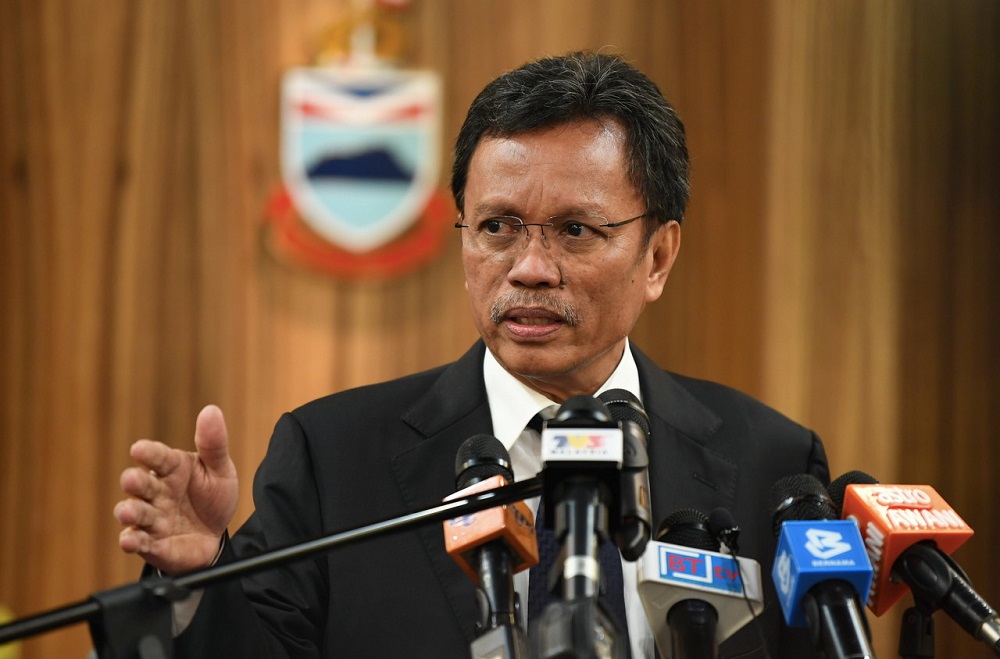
[
  {"xmin": 468, "ymin": 201, "xmax": 520, "ymax": 218},
  {"xmin": 468, "ymin": 202, "xmax": 609, "ymax": 219},
  {"xmin": 548, "ymin": 208, "xmax": 606, "ymax": 218}
]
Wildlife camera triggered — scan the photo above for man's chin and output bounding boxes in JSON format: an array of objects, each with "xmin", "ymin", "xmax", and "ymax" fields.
[{"xmin": 491, "ymin": 344, "xmax": 571, "ymax": 377}]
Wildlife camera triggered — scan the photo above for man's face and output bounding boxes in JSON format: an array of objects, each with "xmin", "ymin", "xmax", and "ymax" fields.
[{"xmin": 460, "ymin": 118, "xmax": 680, "ymax": 401}]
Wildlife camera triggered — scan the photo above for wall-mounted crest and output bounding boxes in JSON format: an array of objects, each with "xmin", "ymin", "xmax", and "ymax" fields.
[{"xmin": 265, "ymin": 2, "xmax": 451, "ymax": 280}]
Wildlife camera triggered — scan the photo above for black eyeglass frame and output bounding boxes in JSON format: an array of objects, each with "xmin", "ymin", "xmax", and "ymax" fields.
[{"xmin": 453, "ymin": 212, "xmax": 647, "ymax": 234}]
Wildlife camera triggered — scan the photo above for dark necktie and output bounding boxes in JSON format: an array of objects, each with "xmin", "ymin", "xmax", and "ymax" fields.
[{"xmin": 525, "ymin": 411, "xmax": 632, "ymax": 657}]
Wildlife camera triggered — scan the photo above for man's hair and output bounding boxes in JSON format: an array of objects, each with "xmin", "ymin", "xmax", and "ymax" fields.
[{"xmin": 450, "ymin": 52, "xmax": 691, "ymax": 241}]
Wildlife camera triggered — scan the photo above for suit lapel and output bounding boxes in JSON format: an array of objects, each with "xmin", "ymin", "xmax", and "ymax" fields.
[
  {"xmin": 632, "ymin": 345, "xmax": 739, "ymax": 528},
  {"xmin": 389, "ymin": 341, "xmax": 491, "ymax": 642}
]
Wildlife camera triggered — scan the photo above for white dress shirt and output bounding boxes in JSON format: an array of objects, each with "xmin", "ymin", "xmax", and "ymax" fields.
[{"xmin": 483, "ymin": 339, "xmax": 655, "ymax": 659}]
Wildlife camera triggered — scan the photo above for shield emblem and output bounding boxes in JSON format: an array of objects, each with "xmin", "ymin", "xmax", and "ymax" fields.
[{"xmin": 281, "ymin": 67, "xmax": 442, "ymax": 253}]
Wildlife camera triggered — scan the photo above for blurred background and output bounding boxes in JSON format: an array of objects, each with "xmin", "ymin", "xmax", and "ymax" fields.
[{"xmin": 1, "ymin": 0, "xmax": 997, "ymax": 656}]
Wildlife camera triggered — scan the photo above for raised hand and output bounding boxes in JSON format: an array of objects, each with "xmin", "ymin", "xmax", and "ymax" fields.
[{"xmin": 114, "ymin": 404, "xmax": 239, "ymax": 574}]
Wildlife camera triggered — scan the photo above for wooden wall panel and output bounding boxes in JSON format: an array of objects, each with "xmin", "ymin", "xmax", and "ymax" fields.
[
  {"xmin": 762, "ymin": 1, "xmax": 1000, "ymax": 656},
  {"xmin": 1, "ymin": 1, "xmax": 997, "ymax": 657},
  {"xmin": 763, "ymin": 4, "xmax": 909, "ymax": 653},
  {"xmin": 895, "ymin": 3, "xmax": 1000, "ymax": 657}
]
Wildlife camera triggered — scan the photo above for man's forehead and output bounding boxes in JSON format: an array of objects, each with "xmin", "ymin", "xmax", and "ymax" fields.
[{"xmin": 475, "ymin": 116, "xmax": 626, "ymax": 149}]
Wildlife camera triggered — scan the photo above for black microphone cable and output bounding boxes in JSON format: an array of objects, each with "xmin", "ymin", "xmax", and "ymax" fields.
[{"xmin": 707, "ymin": 507, "xmax": 771, "ymax": 659}]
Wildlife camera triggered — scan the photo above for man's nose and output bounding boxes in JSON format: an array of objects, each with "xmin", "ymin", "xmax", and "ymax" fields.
[{"xmin": 507, "ymin": 229, "xmax": 562, "ymax": 288}]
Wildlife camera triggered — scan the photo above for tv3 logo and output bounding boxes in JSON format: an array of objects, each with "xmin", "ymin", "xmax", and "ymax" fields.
[{"xmin": 551, "ymin": 433, "xmax": 608, "ymax": 449}]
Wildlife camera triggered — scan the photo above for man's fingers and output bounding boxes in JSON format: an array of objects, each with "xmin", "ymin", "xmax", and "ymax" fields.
[
  {"xmin": 193, "ymin": 404, "xmax": 232, "ymax": 474},
  {"xmin": 119, "ymin": 525, "xmax": 148, "ymax": 554},
  {"xmin": 129, "ymin": 438, "xmax": 182, "ymax": 478},
  {"xmin": 114, "ymin": 497, "xmax": 162, "ymax": 531},
  {"xmin": 119, "ymin": 465, "xmax": 161, "ymax": 500}
]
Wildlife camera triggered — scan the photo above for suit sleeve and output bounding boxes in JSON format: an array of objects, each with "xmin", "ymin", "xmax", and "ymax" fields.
[{"xmin": 806, "ymin": 430, "xmax": 831, "ymax": 485}]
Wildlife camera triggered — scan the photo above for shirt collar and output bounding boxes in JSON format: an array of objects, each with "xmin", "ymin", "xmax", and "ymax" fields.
[{"xmin": 483, "ymin": 339, "xmax": 643, "ymax": 452}]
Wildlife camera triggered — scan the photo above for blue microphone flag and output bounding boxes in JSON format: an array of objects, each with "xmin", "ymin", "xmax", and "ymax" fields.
[{"xmin": 771, "ymin": 520, "xmax": 873, "ymax": 627}]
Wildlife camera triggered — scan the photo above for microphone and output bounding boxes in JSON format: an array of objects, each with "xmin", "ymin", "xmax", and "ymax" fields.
[
  {"xmin": 769, "ymin": 474, "xmax": 876, "ymax": 659},
  {"xmin": 707, "ymin": 508, "xmax": 740, "ymax": 556},
  {"xmin": 533, "ymin": 395, "xmax": 627, "ymax": 659},
  {"xmin": 539, "ymin": 395, "xmax": 623, "ymax": 599},
  {"xmin": 597, "ymin": 388, "xmax": 652, "ymax": 561},
  {"xmin": 829, "ymin": 470, "xmax": 1000, "ymax": 655},
  {"xmin": 637, "ymin": 509, "xmax": 765, "ymax": 659},
  {"xmin": 443, "ymin": 434, "xmax": 538, "ymax": 659}
]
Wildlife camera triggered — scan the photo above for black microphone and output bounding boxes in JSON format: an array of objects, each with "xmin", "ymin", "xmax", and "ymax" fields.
[
  {"xmin": 597, "ymin": 388, "xmax": 652, "ymax": 561},
  {"xmin": 707, "ymin": 508, "xmax": 740, "ymax": 556},
  {"xmin": 660, "ymin": 509, "xmax": 722, "ymax": 659},
  {"xmin": 532, "ymin": 395, "xmax": 627, "ymax": 659},
  {"xmin": 539, "ymin": 396, "xmax": 622, "ymax": 600},
  {"xmin": 829, "ymin": 470, "xmax": 1000, "ymax": 656},
  {"xmin": 445, "ymin": 434, "xmax": 536, "ymax": 659},
  {"xmin": 769, "ymin": 474, "xmax": 876, "ymax": 659}
]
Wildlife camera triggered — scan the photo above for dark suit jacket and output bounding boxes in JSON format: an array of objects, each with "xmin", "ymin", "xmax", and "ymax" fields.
[{"xmin": 172, "ymin": 341, "xmax": 829, "ymax": 657}]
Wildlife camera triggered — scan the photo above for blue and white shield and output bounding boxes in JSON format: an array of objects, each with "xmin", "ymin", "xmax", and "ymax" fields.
[{"xmin": 281, "ymin": 67, "xmax": 442, "ymax": 253}]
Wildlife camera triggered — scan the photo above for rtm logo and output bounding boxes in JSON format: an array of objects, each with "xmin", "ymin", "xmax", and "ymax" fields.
[
  {"xmin": 550, "ymin": 434, "xmax": 608, "ymax": 449},
  {"xmin": 804, "ymin": 528, "xmax": 851, "ymax": 559}
]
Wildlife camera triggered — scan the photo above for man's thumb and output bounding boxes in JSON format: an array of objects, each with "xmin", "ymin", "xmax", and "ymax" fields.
[{"xmin": 194, "ymin": 404, "xmax": 231, "ymax": 472}]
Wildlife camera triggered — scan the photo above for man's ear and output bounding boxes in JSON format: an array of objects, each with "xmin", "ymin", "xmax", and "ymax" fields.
[{"xmin": 644, "ymin": 220, "xmax": 681, "ymax": 303}]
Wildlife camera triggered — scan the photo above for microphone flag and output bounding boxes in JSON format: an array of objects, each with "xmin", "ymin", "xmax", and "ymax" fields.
[
  {"xmin": 772, "ymin": 520, "xmax": 873, "ymax": 627},
  {"xmin": 637, "ymin": 540, "xmax": 765, "ymax": 644},
  {"xmin": 840, "ymin": 483, "xmax": 973, "ymax": 615},
  {"xmin": 443, "ymin": 474, "xmax": 539, "ymax": 583}
]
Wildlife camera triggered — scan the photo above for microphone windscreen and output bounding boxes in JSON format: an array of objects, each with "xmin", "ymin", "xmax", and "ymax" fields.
[
  {"xmin": 455, "ymin": 434, "xmax": 513, "ymax": 488},
  {"xmin": 768, "ymin": 474, "xmax": 837, "ymax": 533},
  {"xmin": 597, "ymin": 389, "xmax": 650, "ymax": 435},
  {"xmin": 553, "ymin": 394, "xmax": 612, "ymax": 424},
  {"xmin": 656, "ymin": 508, "xmax": 719, "ymax": 551},
  {"xmin": 827, "ymin": 470, "xmax": 879, "ymax": 513}
]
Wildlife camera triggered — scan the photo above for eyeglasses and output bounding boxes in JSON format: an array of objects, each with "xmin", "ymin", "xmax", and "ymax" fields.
[{"xmin": 454, "ymin": 212, "xmax": 646, "ymax": 256}]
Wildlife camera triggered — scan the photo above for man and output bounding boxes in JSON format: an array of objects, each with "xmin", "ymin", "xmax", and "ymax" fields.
[{"xmin": 115, "ymin": 52, "xmax": 828, "ymax": 657}]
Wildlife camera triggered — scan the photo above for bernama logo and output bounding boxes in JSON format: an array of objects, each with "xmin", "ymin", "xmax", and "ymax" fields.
[
  {"xmin": 804, "ymin": 528, "xmax": 852, "ymax": 560},
  {"xmin": 775, "ymin": 550, "xmax": 793, "ymax": 596}
]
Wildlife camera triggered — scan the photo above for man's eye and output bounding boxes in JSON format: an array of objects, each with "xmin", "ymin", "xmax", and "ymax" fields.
[
  {"xmin": 483, "ymin": 219, "xmax": 504, "ymax": 234},
  {"xmin": 561, "ymin": 221, "xmax": 600, "ymax": 239}
]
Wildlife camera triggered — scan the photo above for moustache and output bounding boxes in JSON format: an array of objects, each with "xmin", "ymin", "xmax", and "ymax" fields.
[{"xmin": 489, "ymin": 291, "xmax": 581, "ymax": 326}]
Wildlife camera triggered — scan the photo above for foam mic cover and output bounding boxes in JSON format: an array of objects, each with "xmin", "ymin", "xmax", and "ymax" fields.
[
  {"xmin": 444, "ymin": 434, "xmax": 539, "ymax": 583},
  {"xmin": 637, "ymin": 509, "xmax": 765, "ymax": 657},
  {"xmin": 828, "ymin": 471, "xmax": 975, "ymax": 616}
]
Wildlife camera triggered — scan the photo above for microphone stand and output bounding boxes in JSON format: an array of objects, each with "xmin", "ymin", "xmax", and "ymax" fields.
[
  {"xmin": 898, "ymin": 603, "xmax": 935, "ymax": 659},
  {"xmin": 0, "ymin": 477, "xmax": 544, "ymax": 658}
]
